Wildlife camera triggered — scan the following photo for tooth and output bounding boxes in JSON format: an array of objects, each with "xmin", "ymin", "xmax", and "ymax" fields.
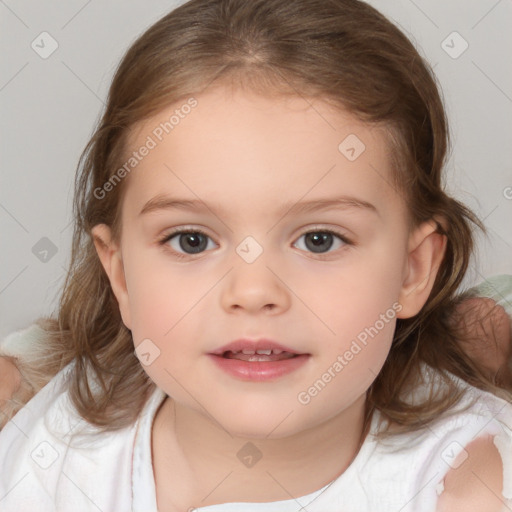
[
  {"xmin": 242, "ymin": 349, "xmax": 255, "ymax": 355},
  {"xmin": 272, "ymin": 349, "xmax": 283, "ymax": 355},
  {"xmin": 256, "ymin": 349, "xmax": 272, "ymax": 355},
  {"xmin": 248, "ymin": 355, "xmax": 271, "ymax": 361}
]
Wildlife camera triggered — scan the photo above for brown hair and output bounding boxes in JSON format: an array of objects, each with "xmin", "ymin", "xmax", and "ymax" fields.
[{"xmin": 10, "ymin": 0, "xmax": 511, "ymax": 432}]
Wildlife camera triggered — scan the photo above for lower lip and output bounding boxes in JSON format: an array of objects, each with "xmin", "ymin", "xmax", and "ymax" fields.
[{"xmin": 207, "ymin": 354, "xmax": 310, "ymax": 381}]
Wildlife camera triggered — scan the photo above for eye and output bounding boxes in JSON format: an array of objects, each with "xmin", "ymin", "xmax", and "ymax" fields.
[
  {"xmin": 160, "ymin": 229, "xmax": 216, "ymax": 255},
  {"xmin": 293, "ymin": 230, "xmax": 349, "ymax": 254}
]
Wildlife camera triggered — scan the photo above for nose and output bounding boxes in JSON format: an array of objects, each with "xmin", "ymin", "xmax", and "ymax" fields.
[{"xmin": 220, "ymin": 254, "xmax": 291, "ymax": 315}]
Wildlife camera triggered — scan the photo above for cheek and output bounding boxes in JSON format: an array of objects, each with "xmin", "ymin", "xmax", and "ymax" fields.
[
  {"xmin": 123, "ymin": 248, "xmax": 198, "ymax": 337},
  {"xmin": 299, "ymin": 251, "xmax": 405, "ymax": 338},
  {"xmin": 127, "ymin": 275, "xmax": 178, "ymax": 340},
  {"xmin": 123, "ymin": 256, "xmax": 202, "ymax": 390},
  {"xmin": 122, "ymin": 249, "xmax": 221, "ymax": 368},
  {"xmin": 295, "ymin": 248, "xmax": 404, "ymax": 388}
]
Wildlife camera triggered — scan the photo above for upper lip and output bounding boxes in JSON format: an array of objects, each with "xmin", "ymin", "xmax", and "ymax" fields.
[{"xmin": 209, "ymin": 339, "xmax": 307, "ymax": 356}]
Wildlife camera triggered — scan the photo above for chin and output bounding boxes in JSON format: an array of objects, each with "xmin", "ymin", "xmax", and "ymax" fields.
[{"xmin": 216, "ymin": 406, "xmax": 313, "ymax": 440}]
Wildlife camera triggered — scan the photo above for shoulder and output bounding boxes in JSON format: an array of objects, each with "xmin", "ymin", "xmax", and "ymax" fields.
[
  {"xmin": 428, "ymin": 381, "xmax": 512, "ymax": 512},
  {"xmin": 370, "ymin": 368, "xmax": 512, "ymax": 511},
  {"xmin": 436, "ymin": 434, "xmax": 506, "ymax": 512},
  {"xmin": 0, "ymin": 364, "xmax": 142, "ymax": 511}
]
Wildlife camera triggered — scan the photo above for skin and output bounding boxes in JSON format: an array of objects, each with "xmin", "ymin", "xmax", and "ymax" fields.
[
  {"xmin": 0, "ymin": 358, "xmax": 20, "ymax": 412},
  {"xmin": 91, "ymin": 86, "xmax": 447, "ymax": 510},
  {"xmin": 1, "ymin": 86, "xmax": 505, "ymax": 509},
  {"xmin": 437, "ymin": 434, "xmax": 504, "ymax": 512}
]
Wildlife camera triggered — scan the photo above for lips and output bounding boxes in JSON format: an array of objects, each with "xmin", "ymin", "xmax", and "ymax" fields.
[
  {"xmin": 210, "ymin": 339, "xmax": 307, "ymax": 361},
  {"xmin": 223, "ymin": 350, "xmax": 296, "ymax": 362},
  {"xmin": 208, "ymin": 339, "xmax": 310, "ymax": 381}
]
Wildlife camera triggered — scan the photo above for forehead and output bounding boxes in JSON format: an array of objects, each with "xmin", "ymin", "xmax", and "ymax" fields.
[{"xmin": 121, "ymin": 87, "xmax": 399, "ymax": 220}]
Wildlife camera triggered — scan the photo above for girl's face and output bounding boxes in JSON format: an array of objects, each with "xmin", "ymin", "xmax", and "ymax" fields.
[{"xmin": 99, "ymin": 86, "xmax": 433, "ymax": 438}]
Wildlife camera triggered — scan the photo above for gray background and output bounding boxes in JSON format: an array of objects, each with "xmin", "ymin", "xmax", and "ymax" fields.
[{"xmin": 1, "ymin": 0, "xmax": 511, "ymax": 339}]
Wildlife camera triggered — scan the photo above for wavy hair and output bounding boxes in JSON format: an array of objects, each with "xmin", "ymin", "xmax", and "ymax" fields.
[{"xmin": 9, "ymin": 0, "xmax": 511, "ymax": 432}]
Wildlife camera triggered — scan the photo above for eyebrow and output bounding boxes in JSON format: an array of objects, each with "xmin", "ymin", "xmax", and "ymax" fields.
[{"xmin": 139, "ymin": 193, "xmax": 379, "ymax": 218}]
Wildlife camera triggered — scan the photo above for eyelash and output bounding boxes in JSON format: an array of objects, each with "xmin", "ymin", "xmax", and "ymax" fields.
[
  {"xmin": 157, "ymin": 227, "xmax": 353, "ymax": 260},
  {"xmin": 158, "ymin": 228, "xmax": 212, "ymax": 260}
]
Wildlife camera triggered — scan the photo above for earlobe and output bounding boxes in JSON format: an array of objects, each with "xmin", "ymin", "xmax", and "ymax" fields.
[
  {"xmin": 397, "ymin": 220, "xmax": 447, "ymax": 319},
  {"xmin": 91, "ymin": 224, "xmax": 132, "ymax": 329}
]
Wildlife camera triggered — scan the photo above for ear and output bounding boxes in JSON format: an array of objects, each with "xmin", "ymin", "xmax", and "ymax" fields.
[
  {"xmin": 91, "ymin": 224, "xmax": 132, "ymax": 330},
  {"xmin": 397, "ymin": 219, "xmax": 447, "ymax": 319}
]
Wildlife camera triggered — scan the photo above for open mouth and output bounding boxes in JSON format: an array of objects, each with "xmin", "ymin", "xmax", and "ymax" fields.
[
  {"xmin": 221, "ymin": 349, "xmax": 298, "ymax": 362},
  {"xmin": 209, "ymin": 346, "xmax": 310, "ymax": 380}
]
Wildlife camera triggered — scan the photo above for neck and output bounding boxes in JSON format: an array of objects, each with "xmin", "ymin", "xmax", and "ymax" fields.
[{"xmin": 152, "ymin": 394, "xmax": 368, "ymax": 511}]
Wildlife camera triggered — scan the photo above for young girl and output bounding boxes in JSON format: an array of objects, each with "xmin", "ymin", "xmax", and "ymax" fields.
[
  {"xmin": 0, "ymin": 1, "xmax": 511, "ymax": 511},
  {"xmin": 3, "ymin": 276, "xmax": 511, "ymax": 429}
]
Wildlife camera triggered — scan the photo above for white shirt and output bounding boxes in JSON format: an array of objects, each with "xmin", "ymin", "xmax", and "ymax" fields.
[{"xmin": 1, "ymin": 361, "xmax": 511, "ymax": 512}]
